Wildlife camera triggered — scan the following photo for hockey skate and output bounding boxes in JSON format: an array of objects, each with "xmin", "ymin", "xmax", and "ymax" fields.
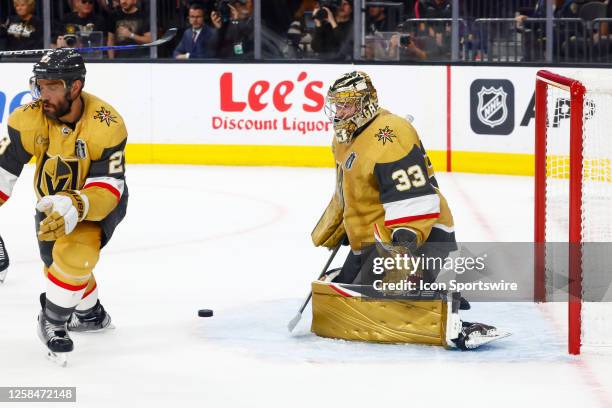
[
  {"xmin": 37, "ymin": 311, "xmax": 73, "ymax": 367},
  {"xmin": 0, "ymin": 235, "xmax": 8, "ymax": 283},
  {"xmin": 452, "ymin": 321, "xmax": 511, "ymax": 350},
  {"xmin": 68, "ymin": 300, "xmax": 114, "ymax": 333}
]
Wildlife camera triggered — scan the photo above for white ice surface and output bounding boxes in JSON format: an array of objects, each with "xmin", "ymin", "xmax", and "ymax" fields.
[{"xmin": 0, "ymin": 165, "xmax": 611, "ymax": 408}]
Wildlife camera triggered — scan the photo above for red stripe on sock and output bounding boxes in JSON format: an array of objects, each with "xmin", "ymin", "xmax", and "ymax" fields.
[
  {"xmin": 47, "ymin": 270, "xmax": 89, "ymax": 292},
  {"xmin": 82, "ymin": 282, "xmax": 97, "ymax": 299}
]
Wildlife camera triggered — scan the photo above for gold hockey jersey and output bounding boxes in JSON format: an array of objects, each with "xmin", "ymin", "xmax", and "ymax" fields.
[
  {"xmin": 0, "ymin": 92, "xmax": 127, "ymax": 222},
  {"xmin": 312, "ymin": 109, "xmax": 454, "ymax": 252}
]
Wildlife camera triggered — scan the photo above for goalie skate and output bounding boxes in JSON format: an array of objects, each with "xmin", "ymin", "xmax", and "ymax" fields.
[
  {"xmin": 452, "ymin": 321, "xmax": 511, "ymax": 350},
  {"xmin": 0, "ymin": 269, "xmax": 7, "ymax": 284}
]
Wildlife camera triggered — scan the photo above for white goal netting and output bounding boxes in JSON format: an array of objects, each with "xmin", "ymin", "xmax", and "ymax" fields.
[{"xmin": 542, "ymin": 72, "xmax": 612, "ymax": 352}]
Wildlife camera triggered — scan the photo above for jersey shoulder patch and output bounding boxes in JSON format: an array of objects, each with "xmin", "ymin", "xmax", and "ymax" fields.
[
  {"xmin": 81, "ymin": 92, "xmax": 127, "ymax": 157},
  {"xmin": 364, "ymin": 112, "xmax": 420, "ymax": 164}
]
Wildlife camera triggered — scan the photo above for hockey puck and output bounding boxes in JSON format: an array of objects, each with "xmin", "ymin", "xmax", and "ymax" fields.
[{"xmin": 198, "ymin": 309, "xmax": 213, "ymax": 318}]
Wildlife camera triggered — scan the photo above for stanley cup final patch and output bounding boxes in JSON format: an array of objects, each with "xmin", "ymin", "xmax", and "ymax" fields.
[
  {"xmin": 75, "ymin": 139, "xmax": 88, "ymax": 160},
  {"xmin": 470, "ymin": 79, "xmax": 514, "ymax": 135}
]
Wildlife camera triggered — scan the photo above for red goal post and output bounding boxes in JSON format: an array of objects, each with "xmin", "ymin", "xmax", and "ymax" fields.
[{"xmin": 534, "ymin": 69, "xmax": 612, "ymax": 355}]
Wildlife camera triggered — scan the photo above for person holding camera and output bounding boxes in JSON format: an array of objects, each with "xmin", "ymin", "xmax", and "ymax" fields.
[
  {"xmin": 211, "ymin": 0, "xmax": 254, "ymax": 59},
  {"xmin": 0, "ymin": 0, "xmax": 43, "ymax": 52},
  {"xmin": 311, "ymin": 0, "xmax": 353, "ymax": 60},
  {"xmin": 389, "ymin": 33, "xmax": 427, "ymax": 61},
  {"xmin": 54, "ymin": 0, "xmax": 108, "ymax": 49}
]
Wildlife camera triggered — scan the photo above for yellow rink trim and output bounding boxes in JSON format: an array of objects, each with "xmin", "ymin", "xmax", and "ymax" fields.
[
  {"xmin": 451, "ymin": 151, "xmax": 535, "ymax": 176},
  {"xmin": 124, "ymin": 143, "xmax": 537, "ymax": 176},
  {"xmin": 125, "ymin": 144, "xmax": 336, "ymax": 168}
]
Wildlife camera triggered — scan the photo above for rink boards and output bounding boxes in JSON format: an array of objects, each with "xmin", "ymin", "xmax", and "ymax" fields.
[{"xmin": 0, "ymin": 63, "xmax": 607, "ymax": 175}]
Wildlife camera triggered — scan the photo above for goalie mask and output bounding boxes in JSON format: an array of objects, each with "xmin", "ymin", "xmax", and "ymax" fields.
[{"xmin": 324, "ymin": 71, "xmax": 379, "ymax": 144}]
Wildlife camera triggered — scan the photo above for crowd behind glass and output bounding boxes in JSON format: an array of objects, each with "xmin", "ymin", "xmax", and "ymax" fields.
[{"xmin": 1, "ymin": 0, "xmax": 611, "ymax": 63}]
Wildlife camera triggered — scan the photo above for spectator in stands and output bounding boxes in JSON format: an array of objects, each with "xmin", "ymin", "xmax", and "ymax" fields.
[
  {"xmin": 554, "ymin": 0, "xmax": 582, "ymax": 61},
  {"xmin": 54, "ymin": 0, "xmax": 108, "ymax": 49},
  {"xmin": 173, "ymin": 3, "xmax": 218, "ymax": 59},
  {"xmin": 515, "ymin": 0, "xmax": 546, "ymax": 61},
  {"xmin": 392, "ymin": 33, "xmax": 428, "ymax": 60},
  {"xmin": 589, "ymin": 0, "xmax": 611, "ymax": 61},
  {"xmin": 415, "ymin": 0, "xmax": 451, "ymax": 19},
  {"xmin": 412, "ymin": 0, "xmax": 452, "ymax": 60},
  {"xmin": 311, "ymin": 0, "xmax": 353, "ymax": 59},
  {"xmin": 262, "ymin": 0, "xmax": 301, "ymax": 37},
  {"xmin": 107, "ymin": 0, "xmax": 152, "ymax": 58},
  {"xmin": 518, "ymin": 0, "xmax": 587, "ymax": 62},
  {"xmin": 365, "ymin": 5, "xmax": 387, "ymax": 34},
  {"xmin": 212, "ymin": 0, "xmax": 254, "ymax": 59},
  {"xmin": 0, "ymin": 0, "xmax": 43, "ymax": 52}
]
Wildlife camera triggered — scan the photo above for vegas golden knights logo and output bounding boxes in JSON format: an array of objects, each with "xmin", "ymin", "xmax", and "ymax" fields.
[{"xmin": 36, "ymin": 155, "xmax": 80, "ymax": 197}]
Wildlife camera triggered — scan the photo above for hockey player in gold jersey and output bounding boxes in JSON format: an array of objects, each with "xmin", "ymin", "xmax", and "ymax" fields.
[
  {"xmin": 311, "ymin": 71, "xmax": 508, "ymax": 349},
  {"xmin": 313, "ymin": 70, "xmax": 455, "ymax": 282},
  {"xmin": 0, "ymin": 49, "xmax": 128, "ymax": 364}
]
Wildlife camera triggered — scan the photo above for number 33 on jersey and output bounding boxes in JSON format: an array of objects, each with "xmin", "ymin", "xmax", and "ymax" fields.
[{"xmin": 313, "ymin": 109, "xmax": 455, "ymax": 251}]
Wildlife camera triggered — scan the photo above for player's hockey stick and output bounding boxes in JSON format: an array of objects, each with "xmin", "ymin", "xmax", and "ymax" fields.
[
  {"xmin": 0, "ymin": 234, "xmax": 9, "ymax": 283},
  {"xmin": 0, "ymin": 28, "xmax": 177, "ymax": 57},
  {"xmin": 287, "ymin": 242, "xmax": 342, "ymax": 332}
]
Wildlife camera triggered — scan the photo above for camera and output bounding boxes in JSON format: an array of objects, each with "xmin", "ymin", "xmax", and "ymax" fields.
[
  {"xmin": 400, "ymin": 34, "xmax": 412, "ymax": 47},
  {"xmin": 63, "ymin": 24, "xmax": 79, "ymax": 47},
  {"xmin": 314, "ymin": 0, "xmax": 339, "ymax": 21},
  {"xmin": 285, "ymin": 21, "xmax": 304, "ymax": 59},
  {"xmin": 64, "ymin": 34, "xmax": 78, "ymax": 47}
]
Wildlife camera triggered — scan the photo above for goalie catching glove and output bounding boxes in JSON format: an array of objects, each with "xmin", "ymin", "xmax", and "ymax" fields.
[{"xmin": 37, "ymin": 190, "xmax": 89, "ymax": 241}]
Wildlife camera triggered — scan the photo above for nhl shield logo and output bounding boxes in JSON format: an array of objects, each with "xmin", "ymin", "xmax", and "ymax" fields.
[
  {"xmin": 470, "ymin": 79, "xmax": 514, "ymax": 135},
  {"xmin": 477, "ymin": 87, "xmax": 507, "ymax": 128}
]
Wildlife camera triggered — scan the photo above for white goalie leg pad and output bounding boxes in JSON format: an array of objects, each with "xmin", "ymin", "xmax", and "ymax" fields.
[{"xmin": 445, "ymin": 292, "xmax": 463, "ymax": 347}]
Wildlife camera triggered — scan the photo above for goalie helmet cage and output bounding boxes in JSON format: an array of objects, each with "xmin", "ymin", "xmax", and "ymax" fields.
[{"xmin": 534, "ymin": 69, "xmax": 612, "ymax": 355}]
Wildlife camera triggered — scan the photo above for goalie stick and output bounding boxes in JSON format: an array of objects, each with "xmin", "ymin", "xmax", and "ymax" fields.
[
  {"xmin": 0, "ymin": 234, "xmax": 8, "ymax": 283},
  {"xmin": 0, "ymin": 28, "xmax": 177, "ymax": 57},
  {"xmin": 287, "ymin": 242, "xmax": 342, "ymax": 332}
]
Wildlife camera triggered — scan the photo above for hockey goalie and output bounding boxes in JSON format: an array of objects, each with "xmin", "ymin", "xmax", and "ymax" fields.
[{"xmin": 311, "ymin": 71, "xmax": 509, "ymax": 350}]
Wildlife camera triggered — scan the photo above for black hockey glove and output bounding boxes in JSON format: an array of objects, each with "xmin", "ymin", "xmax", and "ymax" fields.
[{"xmin": 391, "ymin": 228, "xmax": 418, "ymax": 253}]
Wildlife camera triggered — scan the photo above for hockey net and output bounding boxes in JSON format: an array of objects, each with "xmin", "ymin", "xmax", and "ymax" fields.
[{"xmin": 534, "ymin": 70, "xmax": 612, "ymax": 355}]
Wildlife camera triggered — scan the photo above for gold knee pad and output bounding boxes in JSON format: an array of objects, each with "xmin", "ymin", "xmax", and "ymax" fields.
[{"xmin": 49, "ymin": 223, "xmax": 101, "ymax": 285}]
